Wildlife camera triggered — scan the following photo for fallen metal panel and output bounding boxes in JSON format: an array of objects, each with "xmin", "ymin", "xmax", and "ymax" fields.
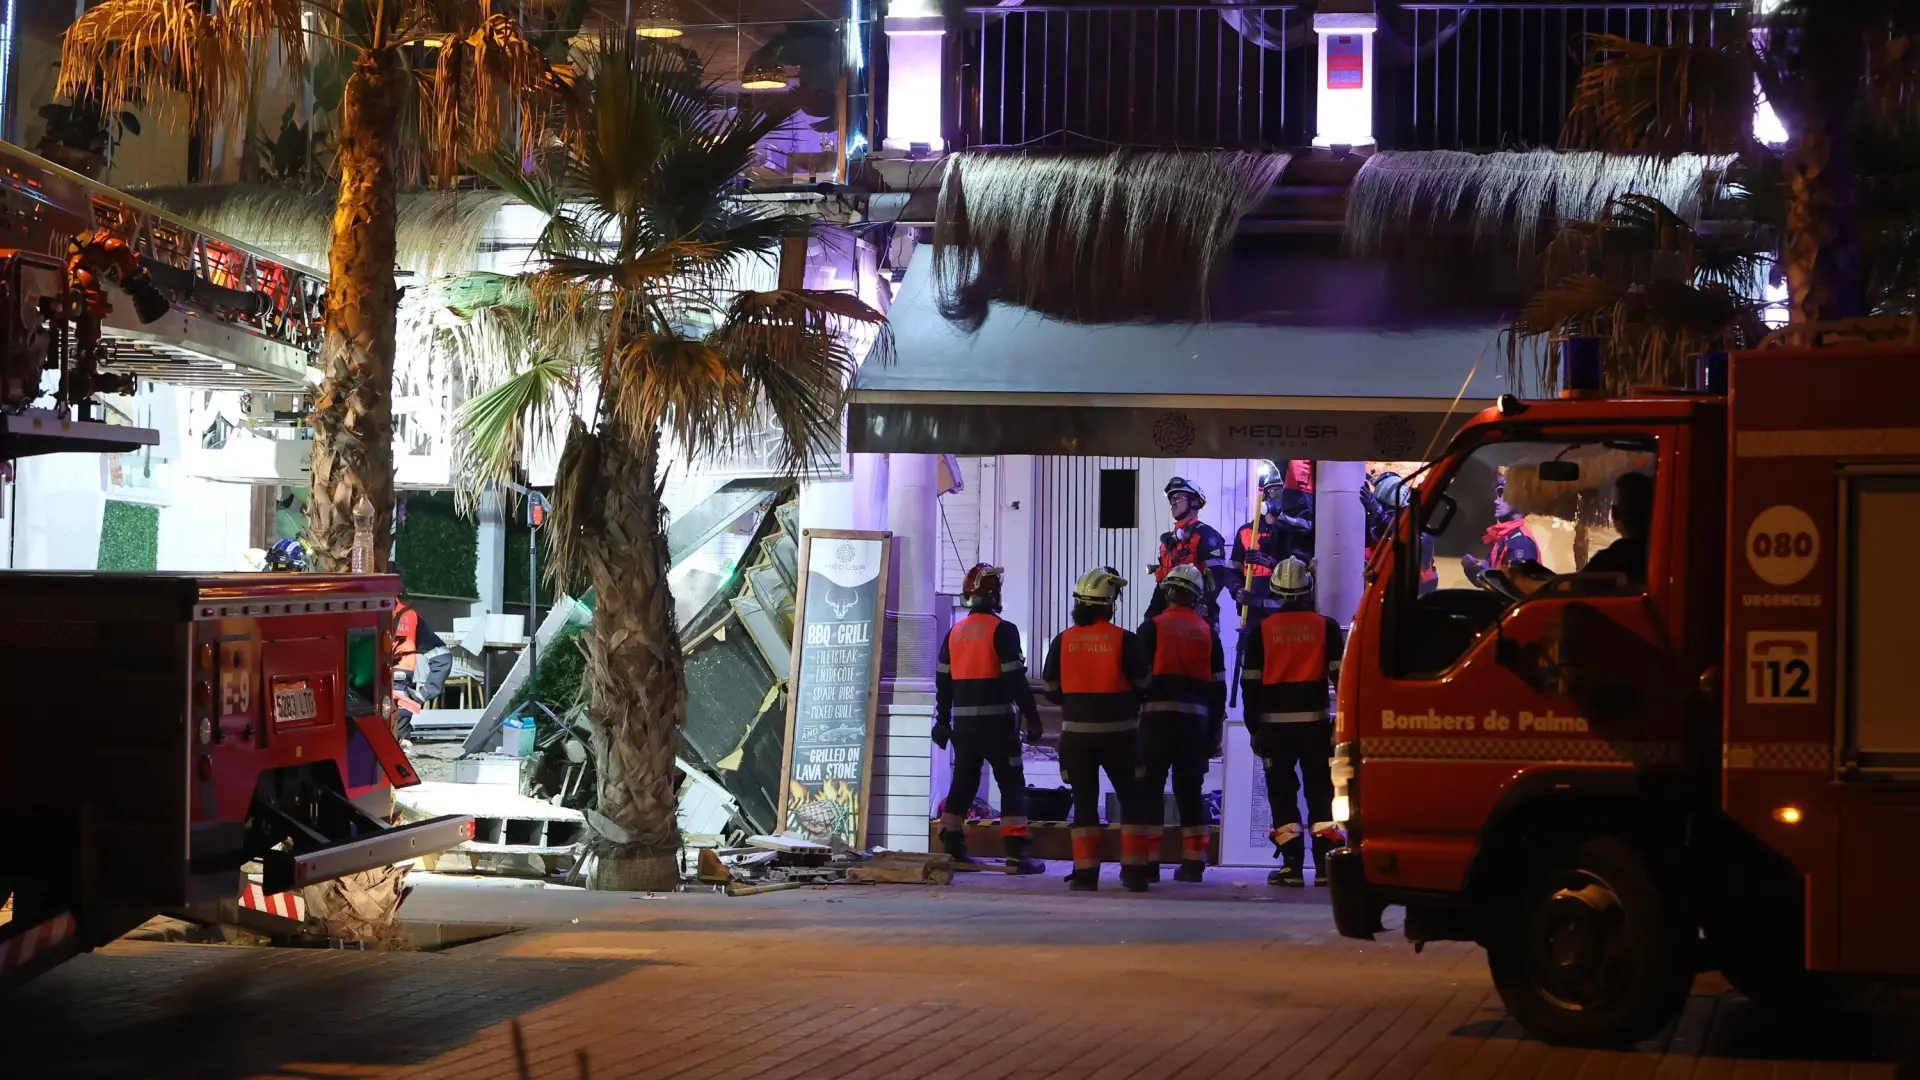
[{"xmin": 667, "ymin": 479, "xmax": 783, "ymax": 566}]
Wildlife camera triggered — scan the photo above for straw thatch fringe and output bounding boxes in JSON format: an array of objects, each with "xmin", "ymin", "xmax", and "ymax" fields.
[
  {"xmin": 136, "ymin": 184, "xmax": 513, "ymax": 278},
  {"xmin": 932, "ymin": 148, "xmax": 1290, "ymax": 327},
  {"xmin": 1343, "ymin": 150, "xmax": 1735, "ymax": 259}
]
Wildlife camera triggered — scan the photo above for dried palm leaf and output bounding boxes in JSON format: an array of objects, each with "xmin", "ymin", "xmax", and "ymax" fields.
[
  {"xmin": 1345, "ymin": 149, "xmax": 1735, "ymax": 260},
  {"xmin": 932, "ymin": 148, "xmax": 1289, "ymax": 327}
]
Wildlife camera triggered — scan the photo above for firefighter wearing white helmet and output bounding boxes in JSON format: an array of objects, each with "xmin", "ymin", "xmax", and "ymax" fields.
[
  {"xmin": 1136, "ymin": 561, "xmax": 1227, "ymax": 884},
  {"xmin": 1239, "ymin": 556, "xmax": 1345, "ymax": 887},
  {"xmin": 1041, "ymin": 567, "xmax": 1153, "ymax": 892},
  {"xmin": 935, "ymin": 563, "xmax": 1046, "ymax": 874},
  {"xmin": 1147, "ymin": 477, "xmax": 1230, "ymax": 625},
  {"xmin": 1231, "ymin": 461, "xmax": 1316, "ymax": 623}
]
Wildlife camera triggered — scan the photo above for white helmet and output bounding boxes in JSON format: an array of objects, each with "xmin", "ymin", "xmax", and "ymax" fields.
[{"xmin": 1162, "ymin": 564, "xmax": 1206, "ymax": 603}]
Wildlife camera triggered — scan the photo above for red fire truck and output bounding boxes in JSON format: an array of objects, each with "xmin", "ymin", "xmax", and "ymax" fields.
[
  {"xmin": 0, "ymin": 572, "xmax": 473, "ymax": 987},
  {"xmin": 1326, "ymin": 342, "xmax": 1920, "ymax": 1046}
]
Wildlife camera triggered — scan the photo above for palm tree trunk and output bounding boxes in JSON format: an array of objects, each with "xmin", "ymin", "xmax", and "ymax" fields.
[
  {"xmin": 1780, "ymin": 16, "xmax": 1865, "ymax": 325},
  {"xmin": 309, "ymin": 50, "xmax": 401, "ymax": 572},
  {"xmin": 579, "ymin": 420, "xmax": 686, "ymax": 890}
]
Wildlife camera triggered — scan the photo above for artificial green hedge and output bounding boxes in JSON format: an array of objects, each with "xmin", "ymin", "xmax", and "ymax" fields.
[
  {"xmin": 394, "ymin": 489, "xmax": 574, "ymax": 605},
  {"xmin": 98, "ymin": 500, "xmax": 159, "ymax": 571},
  {"xmin": 394, "ymin": 491, "xmax": 479, "ymax": 599}
]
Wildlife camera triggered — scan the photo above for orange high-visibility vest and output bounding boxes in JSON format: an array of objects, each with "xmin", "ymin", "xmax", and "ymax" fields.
[
  {"xmin": 1260, "ymin": 610, "xmax": 1330, "ymax": 685},
  {"xmin": 947, "ymin": 612, "xmax": 1006, "ymax": 680},
  {"xmin": 1150, "ymin": 607, "xmax": 1214, "ymax": 681},
  {"xmin": 1059, "ymin": 622, "xmax": 1131, "ymax": 694}
]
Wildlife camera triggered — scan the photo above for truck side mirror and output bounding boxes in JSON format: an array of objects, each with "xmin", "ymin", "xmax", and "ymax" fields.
[{"xmin": 1423, "ymin": 494, "xmax": 1457, "ymax": 535}]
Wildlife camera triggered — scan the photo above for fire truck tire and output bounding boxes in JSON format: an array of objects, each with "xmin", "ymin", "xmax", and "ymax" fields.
[{"xmin": 1486, "ymin": 835, "xmax": 1692, "ymax": 1048}]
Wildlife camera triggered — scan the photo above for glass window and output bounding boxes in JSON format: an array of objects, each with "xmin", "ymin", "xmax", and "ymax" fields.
[
  {"xmin": 1388, "ymin": 435, "xmax": 1658, "ymax": 677},
  {"xmin": 345, "ymin": 626, "xmax": 379, "ymax": 715}
]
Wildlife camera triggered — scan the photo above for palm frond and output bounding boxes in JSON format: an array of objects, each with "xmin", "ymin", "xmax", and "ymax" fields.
[
  {"xmin": 707, "ymin": 290, "xmax": 892, "ymax": 475},
  {"xmin": 421, "ymin": 11, "xmax": 583, "ymax": 186},
  {"xmin": 1562, "ymin": 33, "xmax": 1755, "ymax": 156},
  {"xmin": 1513, "ymin": 274, "xmax": 1621, "ymax": 337},
  {"xmin": 58, "ymin": 0, "xmax": 307, "ymax": 130},
  {"xmin": 455, "ymin": 351, "xmax": 577, "ymax": 504}
]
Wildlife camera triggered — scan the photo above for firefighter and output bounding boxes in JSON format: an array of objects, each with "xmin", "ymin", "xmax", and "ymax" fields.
[
  {"xmin": 1145, "ymin": 477, "xmax": 1232, "ymax": 624},
  {"xmin": 1232, "ymin": 462, "xmax": 1316, "ymax": 624},
  {"xmin": 1369, "ymin": 472, "xmax": 1438, "ymax": 596},
  {"xmin": 392, "ymin": 598, "xmax": 452, "ymax": 740},
  {"xmin": 1137, "ymin": 564, "xmax": 1227, "ymax": 883},
  {"xmin": 1462, "ymin": 471, "xmax": 1540, "ymax": 587},
  {"xmin": 1041, "ymin": 567, "xmax": 1154, "ymax": 892},
  {"xmin": 934, "ymin": 563, "xmax": 1046, "ymax": 874},
  {"xmin": 1239, "ymin": 557, "xmax": 1344, "ymax": 887},
  {"xmin": 1584, "ymin": 471, "xmax": 1653, "ymax": 584}
]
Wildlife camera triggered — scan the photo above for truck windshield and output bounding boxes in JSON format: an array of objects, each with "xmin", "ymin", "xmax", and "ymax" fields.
[{"xmin": 1388, "ymin": 435, "xmax": 1658, "ymax": 677}]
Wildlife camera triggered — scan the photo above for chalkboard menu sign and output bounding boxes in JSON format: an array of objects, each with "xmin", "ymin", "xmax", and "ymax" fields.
[{"xmin": 777, "ymin": 529, "xmax": 892, "ymax": 847}]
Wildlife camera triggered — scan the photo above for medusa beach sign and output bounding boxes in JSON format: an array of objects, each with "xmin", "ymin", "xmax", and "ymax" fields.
[{"xmin": 778, "ymin": 529, "xmax": 893, "ymax": 847}]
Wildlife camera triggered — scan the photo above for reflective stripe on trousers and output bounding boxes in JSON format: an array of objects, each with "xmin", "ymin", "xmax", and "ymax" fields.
[
  {"xmin": 1071, "ymin": 826, "xmax": 1102, "ymax": 870},
  {"xmin": 1260, "ymin": 710, "xmax": 1326, "ymax": 724},
  {"xmin": 1142, "ymin": 701, "xmax": 1210, "ymax": 717}
]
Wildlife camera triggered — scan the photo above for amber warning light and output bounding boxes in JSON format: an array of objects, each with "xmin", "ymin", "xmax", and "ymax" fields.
[{"xmin": 1772, "ymin": 806, "xmax": 1803, "ymax": 825}]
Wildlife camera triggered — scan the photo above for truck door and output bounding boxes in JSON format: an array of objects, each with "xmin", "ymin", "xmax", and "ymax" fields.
[
  {"xmin": 1359, "ymin": 428, "xmax": 1695, "ymax": 893},
  {"xmin": 1832, "ymin": 472, "xmax": 1920, "ymax": 973}
]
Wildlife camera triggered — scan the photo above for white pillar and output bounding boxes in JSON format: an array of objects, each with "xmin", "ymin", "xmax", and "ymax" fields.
[
  {"xmin": 1311, "ymin": 3, "xmax": 1378, "ymax": 149},
  {"xmin": 882, "ymin": 4, "xmax": 946, "ymax": 152},
  {"xmin": 871, "ymin": 452, "xmax": 938, "ymax": 851},
  {"xmin": 1315, "ymin": 461, "xmax": 1367, "ymax": 628},
  {"xmin": 472, "ymin": 489, "xmax": 507, "ymax": 619}
]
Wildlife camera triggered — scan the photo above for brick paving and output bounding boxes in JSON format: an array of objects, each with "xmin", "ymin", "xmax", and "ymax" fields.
[{"xmin": 9, "ymin": 870, "xmax": 1913, "ymax": 1080}]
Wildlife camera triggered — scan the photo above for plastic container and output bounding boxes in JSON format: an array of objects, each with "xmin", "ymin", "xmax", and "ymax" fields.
[{"xmin": 502, "ymin": 714, "xmax": 537, "ymax": 758}]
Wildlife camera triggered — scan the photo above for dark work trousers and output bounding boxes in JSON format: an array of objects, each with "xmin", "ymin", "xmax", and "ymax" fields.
[
  {"xmin": 940, "ymin": 718, "xmax": 1029, "ymax": 832},
  {"xmin": 1138, "ymin": 714, "xmax": 1210, "ymax": 861},
  {"xmin": 1058, "ymin": 729, "xmax": 1141, "ymax": 827},
  {"xmin": 1252, "ymin": 718, "xmax": 1335, "ymax": 867}
]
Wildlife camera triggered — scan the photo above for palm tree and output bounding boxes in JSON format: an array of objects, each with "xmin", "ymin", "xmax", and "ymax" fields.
[
  {"xmin": 58, "ymin": 0, "xmax": 581, "ymax": 943},
  {"xmin": 457, "ymin": 43, "xmax": 890, "ymax": 890},
  {"xmin": 1558, "ymin": 1, "xmax": 1920, "ymax": 330},
  {"xmin": 59, "ymin": 0, "xmax": 582, "ymax": 572}
]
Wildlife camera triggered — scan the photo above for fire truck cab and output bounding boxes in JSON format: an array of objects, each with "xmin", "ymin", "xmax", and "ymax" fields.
[{"xmin": 1327, "ymin": 343, "xmax": 1920, "ymax": 1046}]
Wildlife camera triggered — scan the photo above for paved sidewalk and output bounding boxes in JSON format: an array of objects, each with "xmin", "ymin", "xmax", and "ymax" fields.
[{"xmin": 10, "ymin": 870, "xmax": 1912, "ymax": 1080}]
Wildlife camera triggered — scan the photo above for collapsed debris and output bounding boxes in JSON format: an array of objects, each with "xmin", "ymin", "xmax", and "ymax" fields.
[{"xmin": 689, "ymin": 833, "xmax": 1025, "ymax": 895}]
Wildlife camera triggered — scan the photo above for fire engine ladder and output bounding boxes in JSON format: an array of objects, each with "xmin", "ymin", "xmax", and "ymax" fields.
[{"xmin": 0, "ymin": 142, "xmax": 323, "ymax": 458}]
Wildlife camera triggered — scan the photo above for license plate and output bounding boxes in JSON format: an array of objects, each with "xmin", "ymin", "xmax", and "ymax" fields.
[{"xmin": 273, "ymin": 685, "xmax": 317, "ymax": 724}]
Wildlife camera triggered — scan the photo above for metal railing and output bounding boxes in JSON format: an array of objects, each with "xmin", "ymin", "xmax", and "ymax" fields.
[
  {"xmin": 956, "ymin": 4, "xmax": 1308, "ymax": 150},
  {"xmin": 1377, "ymin": 2, "xmax": 1744, "ymax": 151}
]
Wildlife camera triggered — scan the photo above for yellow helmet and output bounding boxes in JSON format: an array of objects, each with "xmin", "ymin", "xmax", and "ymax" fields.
[
  {"xmin": 1162, "ymin": 563, "xmax": 1205, "ymax": 602},
  {"xmin": 1072, "ymin": 566, "xmax": 1127, "ymax": 606},
  {"xmin": 1273, "ymin": 556, "xmax": 1313, "ymax": 599}
]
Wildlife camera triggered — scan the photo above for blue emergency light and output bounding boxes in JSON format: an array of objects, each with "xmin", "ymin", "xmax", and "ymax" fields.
[
  {"xmin": 1559, "ymin": 336, "xmax": 1604, "ymax": 398},
  {"xmin": 1693, "ymin": 352, "xmax": 1728, "ymax": 395}
]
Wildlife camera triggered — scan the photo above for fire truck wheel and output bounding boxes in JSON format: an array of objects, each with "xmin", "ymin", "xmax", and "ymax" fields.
[{"xmin": 1487, "ymin": 835, "xmax": 1692, "ymax": 1048}]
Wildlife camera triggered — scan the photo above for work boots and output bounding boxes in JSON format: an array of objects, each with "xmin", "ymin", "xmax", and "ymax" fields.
[
  {"xmin": 1119, "ymin": 864, "xmax": 1151, "ymax": 893},
  {"xmin": 1066, "ymin": 868, "xmax": 1099, "ymax": 892},
  {"xmin": 1269, "ymin": 863, "xmax": 1305, "ymax": 888},
  {"xmin": 1173, "ymin": 861, "xmax": 1206, "ymax": 883},
  {"xmin": 1005, "ymin": 835, "xmax": 1046, "ymax": 875},
  {"xmin": 940, "ymin": 828, "xmax": 974, "ymax": 864}
]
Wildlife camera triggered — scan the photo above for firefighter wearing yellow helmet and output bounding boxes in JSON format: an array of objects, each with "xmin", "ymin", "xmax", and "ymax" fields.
[
  {"xmin": 1041, "ymin": 567, "xmax": 1152, "ymax": 892},
  {"xmin": 1238, "ymin": 556, "xmax": 1345, "ymax": 887},
  {"xmin": 1136, "ymin": 562, "xmax": 1226, "ymax": 883},
  {"xmin": 935, "ymin": 563, "xmax": 1046, "ymax": 874}
]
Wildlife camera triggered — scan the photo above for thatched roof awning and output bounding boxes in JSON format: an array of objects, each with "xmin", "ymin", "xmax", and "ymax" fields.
[{"xmin": 850, "ymin": 248, "xmax": 1510, "ymax": 460}]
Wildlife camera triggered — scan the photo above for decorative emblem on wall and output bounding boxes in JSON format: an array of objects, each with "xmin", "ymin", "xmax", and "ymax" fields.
[
  {"xmin": 835, "ymin": 542, "xmax": 858, "ymax": 564},
  {"xmin": 1373, "ymin": 414, "xmax": 1417, "ymax": 457},
  {"xmin": 1152, "ymin": 411, "xmax": 1196, "ymax": 455}
]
